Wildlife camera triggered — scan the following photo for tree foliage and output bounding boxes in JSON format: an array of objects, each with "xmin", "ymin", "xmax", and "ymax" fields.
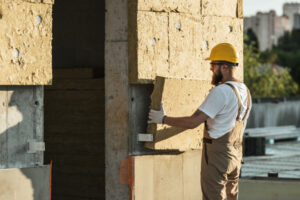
[
  {"xmin": 244, "ymin": 34, "xmax": 299, "ymax": 98},
  {"xmin": 264, "ymin": 30, "xmax": 300, "ymax": 87}
]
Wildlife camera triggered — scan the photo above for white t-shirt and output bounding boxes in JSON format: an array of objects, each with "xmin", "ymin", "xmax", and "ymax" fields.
[{"xmin": 198, "ymin": 81, "xmax": 252, "ymax": 139}]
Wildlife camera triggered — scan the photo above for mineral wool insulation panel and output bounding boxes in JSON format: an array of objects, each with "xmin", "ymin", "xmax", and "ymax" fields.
[
  {"xmin": 134, "ymin": 151, "xmax": 202, "ymax": 200},
  {"xmin": 146, "ymin": 76, "xmax": 213, "ymax": 151},
  {"xmin": 135, "ymin": 0, "xmax": 201, "ymax": 14},
  {"xmin": 0, "ymin": 0, "xmax": 53, "ymax": 85},
  {"xmin": 132, "ymin": 0, "xmax": 242, "ymax": 17},
  {"xmin": 129, "ymin": 12, "xmax": 243, "ymax": 83},
  {"xmin": 202, "ymin": 0, "xmax": 242, "ymax": 18}
]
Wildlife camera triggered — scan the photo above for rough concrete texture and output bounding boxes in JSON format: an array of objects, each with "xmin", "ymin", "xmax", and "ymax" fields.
[
  {"xmin": 0, "ymin": 165, "xmax": 50, "ymax": 200},
  {"xmin": 135, "ymin": 0, "xmax": 201, "ymax": 15},
  {"xmin": 129, "ymin": 12, "xmax": 244, "ymax": 83},
  {"xmin": 106, "ymin": 0, "xmax": 130, "ymax": 199},
  {"xmin": 106, "ymin": 0, "xmax": 128, "ymax": 41},
  {"xmin": 202, "ymin": 0, "xmax": 239, "ymax": 18},
  {"xmin": 134, "ymin": 150, "xmax": 202, "ymax": 200},
  {"xmin": 105, "ymin": 41, "xmax": 130, "ymax": 200},
  {"xmin": 0, "ymin": 86, "xmax": 44, "ymax": 169},
  {"xmin": 146, "ymin": 76, "xmax": 213, "ymax": 151},
  {"xmin": 0, "ymin": 0, "xmax": 53, "ymax": 85}
]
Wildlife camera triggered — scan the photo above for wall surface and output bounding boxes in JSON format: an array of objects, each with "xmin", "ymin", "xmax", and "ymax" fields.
[
  {"xmin": 0, "ymin": 86, "xmax": 44, "ymax": 169},
  {"xmin": 0, "ymin": 0, "xmax": 53, "ymax": 85},
  {"xmin": 130, "ymin": 0, "xmax": 243, "ymax": 151},
  {"xmin": 0, "ymin": 165, "xmax": 50, "ymax": 200},
  {"xmin": 105, "ymin": 0, "xmax": 129, "ymax": 199},
  {"xmin": 129, "ymin": 0, "xmax": 243, "ymax": 84},
  {"xmin": 134, "ymin": 151, "xmax": 202, "ymax": 200},
  {"xmin": 106, "ymin": 0, "xmax": 244, "ymax": 199}
]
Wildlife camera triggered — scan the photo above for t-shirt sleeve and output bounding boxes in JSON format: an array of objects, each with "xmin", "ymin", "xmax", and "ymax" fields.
[{"xmin": 198, "ymin": 87, "xmax": 226, "ymax": 119}]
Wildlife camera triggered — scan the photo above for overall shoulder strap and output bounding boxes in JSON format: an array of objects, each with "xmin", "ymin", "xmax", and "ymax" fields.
[
  {"xmin": 242, "ymin": 87, "xmax": 252, "ymax": 121},
  {"xmin": 225, "ymin": 83, "xmax": 242, "ymax": 120}
]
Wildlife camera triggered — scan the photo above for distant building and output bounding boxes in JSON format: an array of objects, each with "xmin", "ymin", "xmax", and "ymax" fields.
[
  {"xmin": 294, "ymin": 14, "xmax": 300, "ymax": 29},
  {"xmin": 244, "ymin": 11, "xmax": 290, "ymax": 51},
  {"xmin": 283, "ymin": 3, "xmax": 300, "ymax": 29}
]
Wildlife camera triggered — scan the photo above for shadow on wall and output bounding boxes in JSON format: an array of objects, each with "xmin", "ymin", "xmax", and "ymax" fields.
[{"xmin": 0, "ymin": 86, "xmax": 49, "ymax": 200}]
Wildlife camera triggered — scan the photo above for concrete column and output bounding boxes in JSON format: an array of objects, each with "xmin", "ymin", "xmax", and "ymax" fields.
[{"xmin": 105, "ymin": 0, "xmax": 129, "ymax": 199}]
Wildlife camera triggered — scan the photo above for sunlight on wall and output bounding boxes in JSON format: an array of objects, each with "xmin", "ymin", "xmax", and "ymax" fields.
[{"xmin": 0, "ymin": 169, "xmax": 33, "ymax": 200}]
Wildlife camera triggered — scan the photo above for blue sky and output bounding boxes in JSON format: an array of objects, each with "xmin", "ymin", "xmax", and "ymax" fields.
[{"xmin": 244, "ymin": 0, "xmax": 300, "ymax": 16}]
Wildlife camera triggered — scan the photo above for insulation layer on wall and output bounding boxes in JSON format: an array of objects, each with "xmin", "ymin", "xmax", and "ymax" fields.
[
  {"xmin": 146, "ymin": 76, "xmax": 213, "ymax": 151},
  {"xmin": 129, "ymin": 0, "xmax": 243, "ymax": 83},
  {"xmin": 0, "ymin": 0, "xmax": 53, "ymax": 85},
  {"xmin": 133, "ymin": 151, "xmax": 202, "ymax": 200}
]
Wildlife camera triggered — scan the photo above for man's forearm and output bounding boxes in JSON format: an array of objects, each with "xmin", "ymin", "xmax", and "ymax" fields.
[{"xmin": 164, "ymin": 116, "xmax": 199, "ymax": 129}]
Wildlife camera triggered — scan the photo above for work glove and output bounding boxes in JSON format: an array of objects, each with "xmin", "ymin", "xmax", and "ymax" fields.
[{"xmin": 148, "ymin": 105, "xmax": 166, "ymax": 124}]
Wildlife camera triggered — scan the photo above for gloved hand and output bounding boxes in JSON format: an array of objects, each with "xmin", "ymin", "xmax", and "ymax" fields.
[{"xmin": 148, "ymin": 105, "xmax": 166, "ymax": 124}]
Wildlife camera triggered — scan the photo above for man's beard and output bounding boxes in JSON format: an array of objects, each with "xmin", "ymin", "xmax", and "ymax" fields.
[{"xmin": 211, "ymin": 69, "xmax": 223, "ymax": 86}]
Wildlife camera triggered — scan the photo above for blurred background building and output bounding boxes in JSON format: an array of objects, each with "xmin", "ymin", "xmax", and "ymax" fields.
[
  {"xmin": 283, "ymin": 3, "xmax": 300, "ymax": 29},
  {"xmin": 244, "ymin": 3, "xmax": 300, "ymax": 51}
]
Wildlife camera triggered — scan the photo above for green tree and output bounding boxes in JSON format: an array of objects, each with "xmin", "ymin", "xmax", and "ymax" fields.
[
  {"xmin": 244, "ymin": 35, "xmax": 299, "ymax": 98},
  {"xmin": 270, "ymin": 30, "xmax": 300, "ymax": 86}
]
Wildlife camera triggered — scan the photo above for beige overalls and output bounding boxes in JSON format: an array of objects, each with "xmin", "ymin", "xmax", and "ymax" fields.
[{"xmin": 201, "ymin": 83, "xmax": 251, "ymax": 200}]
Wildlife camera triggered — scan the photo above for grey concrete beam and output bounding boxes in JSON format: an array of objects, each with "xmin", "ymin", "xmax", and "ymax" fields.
[
  {"xmin": 105, "ymin": 41, "xmax": 130, "ymax": 200},
  {"xmin": 105, "ymin": 0, "xmax": 128, "ymax": 42}
]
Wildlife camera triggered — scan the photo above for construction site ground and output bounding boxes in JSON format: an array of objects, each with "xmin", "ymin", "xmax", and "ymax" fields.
[{"xmin": 241, "ymin": 139, "xmax": 300, "ymax": 179}]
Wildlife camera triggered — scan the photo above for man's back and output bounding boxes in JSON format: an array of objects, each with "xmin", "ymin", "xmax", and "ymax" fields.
[{"xmin": 199, "ymin": 81, "xmax": 252, "ymax": 139}]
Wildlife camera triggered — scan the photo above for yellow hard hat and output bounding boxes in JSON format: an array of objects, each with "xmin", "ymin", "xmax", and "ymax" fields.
[{"xmin": 205, "ymin": 43, "xmax": 239, "ymax": 65}]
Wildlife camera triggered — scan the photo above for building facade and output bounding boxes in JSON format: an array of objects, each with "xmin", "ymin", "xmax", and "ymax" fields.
[
  {"xmin": 283, "ymin": 3, "xmax": 300, "ymax": 29},
  {"xmin": 244, "ymin": 11, "xmax": 290, "ymax": 51},
  {"xmin": 294, "ymin": 14, "xmax": 300, "ymax": 30}
]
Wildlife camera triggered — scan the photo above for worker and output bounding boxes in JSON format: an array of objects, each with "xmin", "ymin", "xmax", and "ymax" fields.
[{"xmin": 148, "ymin": 43, "xmax": 252, "ymax": 200}]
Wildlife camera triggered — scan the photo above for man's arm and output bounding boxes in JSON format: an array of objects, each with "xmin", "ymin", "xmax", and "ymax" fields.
[
  {"xmin": 148, "ymin": 107, "xmax": 209, "ymax": 129},
  {"xmin": 164, "ymin": 110, "xmax": 209, "ymax": 129}
]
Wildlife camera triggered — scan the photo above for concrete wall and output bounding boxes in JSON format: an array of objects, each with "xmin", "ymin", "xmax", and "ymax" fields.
[
  {"xmin": 0, "ymin": 0, "xmax": 53, "ymax": 85},
  {"xmin": 0, "ymin": 86, "xmax": 44, "ymax": 169},
  {"xmin": 0, "ymin": 165, "xmax": 50, "ymax": 200},
  {"xmin": 247, "ymin": 100, "xmax": 300, "ymax": 128},
  {"xmin": 105, "ymin": 0, "xmax": 129, "ymax": 199}
]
